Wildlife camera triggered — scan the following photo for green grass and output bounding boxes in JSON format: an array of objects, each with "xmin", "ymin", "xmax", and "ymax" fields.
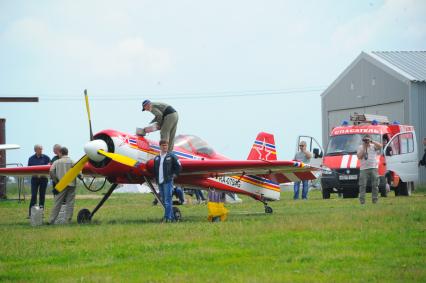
[{"xmin": 0, "ymin": 187, "xmax": 425, "ymax": 282}]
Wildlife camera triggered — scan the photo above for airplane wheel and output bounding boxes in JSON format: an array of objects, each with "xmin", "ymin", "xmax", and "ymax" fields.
[
  {"xmin": 173, "ymin": 207, "xmax": 182, "ymax": 222},
  {"xmin": 265, "ymin": 206, "xmax": 273, "ymax": 214},
  {"xmin": 77, "ymin": 209, "xmax": 92, "ymax": 224}
]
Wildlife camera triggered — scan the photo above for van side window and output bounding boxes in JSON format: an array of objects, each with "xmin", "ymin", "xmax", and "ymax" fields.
[
  {"xmin": 391, "ymin": 133, "xmax": 414, "ymax": 155},
  {"xmin": 400, "ymin": 133, "xmax": 414, "ymax": 154}
]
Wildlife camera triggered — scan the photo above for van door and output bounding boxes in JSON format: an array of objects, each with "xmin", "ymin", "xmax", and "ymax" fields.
[
  {"xmin": 384, "ymin": 131, "xmax": 418, "ymax": 182},
  {"xmin": 296, "ymin": 135, "xmax": 324, "ymax": 167}
]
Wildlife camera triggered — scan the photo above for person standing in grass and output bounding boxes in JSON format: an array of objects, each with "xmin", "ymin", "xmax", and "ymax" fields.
[
  {"xmin": 207, "ymin": 189, "xmax": 228, "ymax": 222},
  {"xmin": 28, "ymin": 144, "xmax": 51, "ymax": 217},
  {"xmin": 49, "ymin": 147, "xmax": 76, "ymax": 224},
  {"xmin": 293, "ymin": 141, "xmax": 312, "ymax": 200},
  {"xmin": 357, "ymin": 134, "xmax": 382, "ymax": 204},
  {"xmin": 153, "ymin": 140, "xmax": 182, "ymax": 222},
  {"xmin": 50, "ymin": 144, "xmax": 62, "ymax": 196}
]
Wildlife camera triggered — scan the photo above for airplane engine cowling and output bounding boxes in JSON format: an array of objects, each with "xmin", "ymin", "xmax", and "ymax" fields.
[{"xmin": 88, "ymin": 133, "xmax": 115, "ymax": 168}]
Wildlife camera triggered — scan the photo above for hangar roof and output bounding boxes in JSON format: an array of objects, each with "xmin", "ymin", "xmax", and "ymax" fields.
[
  {"xmin": 370, "ymin": 51, "xmax": 426, "ymax": 82},
  {"xmin": 322, "ymin": 51, "xmax": 426, "ymax": 97}
]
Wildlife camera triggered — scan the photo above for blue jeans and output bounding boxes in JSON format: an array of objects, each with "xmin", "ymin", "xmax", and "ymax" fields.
[
  {"xmin": 294, "ymin": 180, "xmax": 309, "ymax": 199},
  {"xmin": 29, "ymin": 177, "xmax": 48, "ymax": 215},
  {"xmin": 159, "ymin": 181, "xmax": 174, "ymax": 220},
  {"xmin": 173, "ymin": 186, "xmax": 185, "ymax": 204}
]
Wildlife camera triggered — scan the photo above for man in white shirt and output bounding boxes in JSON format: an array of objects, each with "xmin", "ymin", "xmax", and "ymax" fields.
[
  {"xmin": 356, "ymin": 134, "xmax": 382, "ymax": 204},
  {"xmin": 153, "ymin": 140, "xmax": 182, "ymax": 222}
]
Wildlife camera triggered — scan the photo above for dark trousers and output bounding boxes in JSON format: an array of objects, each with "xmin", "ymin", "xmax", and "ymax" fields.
[
  {"xmin": 29, "ymin": 177, "xmax": 48, "ymax": 215},
  {"xmin": 195, "ymin": 190, "xmax": 206, "ymax": 201}
]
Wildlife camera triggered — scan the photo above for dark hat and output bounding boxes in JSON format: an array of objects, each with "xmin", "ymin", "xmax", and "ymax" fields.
[{"xmin": 142, "ymin": 99, "xmax": 151, "ymax": 111}]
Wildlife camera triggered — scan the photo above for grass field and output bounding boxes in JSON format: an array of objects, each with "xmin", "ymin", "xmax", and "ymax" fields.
[{"xmin": 0, "ymin": 186, "xmax": 425, "ymax": 282}]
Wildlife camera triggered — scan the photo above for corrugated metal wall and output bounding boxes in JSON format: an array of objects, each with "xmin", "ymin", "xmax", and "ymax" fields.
[
  {"xmin": 322, "ymin": 58, "xmax": 409, "ymax": 147},
  {"xmin": 412, "ymin": 82, "xmax": 426, "ymax": 184}
]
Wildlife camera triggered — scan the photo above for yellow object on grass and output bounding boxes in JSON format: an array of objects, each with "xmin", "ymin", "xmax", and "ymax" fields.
[{"xmin": 207, "ymin": 201, "xmax": 228, "ymax": 222}]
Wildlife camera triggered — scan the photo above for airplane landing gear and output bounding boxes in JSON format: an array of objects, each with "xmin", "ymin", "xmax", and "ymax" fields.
[
  {"xmin": 76, "ymin": 183, "xmax": 118, "ymax": 224},
  {"xmin": 77, "ymin": 209, "xmax": 92, "ymax": 224},
  {"xmin": 252, "ymin": 195, "xmax": 273, "ymax": 214},
  {"xmin": 173, "ymin": 207, "xmax": 182, "ymax": 222},
  {"xmin": 144, "ymin": 176, "xmax": 183, "ymax": 221},
  {"xmin": 264, "ymin": 205, "xmax": 273, "ymax": 214}
]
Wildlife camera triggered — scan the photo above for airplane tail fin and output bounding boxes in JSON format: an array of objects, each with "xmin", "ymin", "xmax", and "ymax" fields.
[{"xmin": 247, "ymin": 132, "xmax": 277, "ymax": 161}]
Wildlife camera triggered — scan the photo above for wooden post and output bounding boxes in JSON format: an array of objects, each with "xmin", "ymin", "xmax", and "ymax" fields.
[
  {"xmin": 0, "ymin": 118, "xmax": 6, "ymax": 199},
  {"xmin": 0, "ymin": 96, "xmax": 39, "ymax": 199}
]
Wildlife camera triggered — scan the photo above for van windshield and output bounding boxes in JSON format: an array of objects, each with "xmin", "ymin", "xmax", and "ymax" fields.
[{"xmin": 326, "ymin": 134, "xmax": 380, "ymax": 156}]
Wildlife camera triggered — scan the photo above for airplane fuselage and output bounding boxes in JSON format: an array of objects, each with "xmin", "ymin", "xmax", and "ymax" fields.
[{"xmin": 85, "ymin": 129, "xmax": 281, "ymax": 201}]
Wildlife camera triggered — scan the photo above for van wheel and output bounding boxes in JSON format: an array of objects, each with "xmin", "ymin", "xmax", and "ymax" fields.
[
  {"xmin": 397, "ymin": 182, "xmax": 412, "ymax": 196},
  {"xmin": 379, "ymin": 176, "xmax": 387, "ymax": 197},
  {"xmin": 322, "ymin": 188, "xmax": 331, "ymax": 199}
]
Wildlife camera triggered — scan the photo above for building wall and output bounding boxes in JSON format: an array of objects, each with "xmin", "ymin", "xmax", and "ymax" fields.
[
  {"xmin": 411, "ymin": 82, "xmax": 426, "ymax": 184},
  {"xmin": 322, "ymin": 58, "xmax": 410, "ymax": 147}
]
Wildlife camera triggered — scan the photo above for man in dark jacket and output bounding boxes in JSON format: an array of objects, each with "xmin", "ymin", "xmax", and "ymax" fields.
[
  {"xmin": 153, "ymin": 140, "xmax": 182, "ymax": 222},
  {"xmin": 28, "ymin": 144, "xmax": 51, "ymax": 217}
]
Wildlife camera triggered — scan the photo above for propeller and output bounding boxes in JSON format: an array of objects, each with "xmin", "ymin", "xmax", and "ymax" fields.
[
  {"xmin": 97, "ymin": 150, "xmax": 139, "ymax": 167},
  {"xmin": 84, "ymin": 89, "xmax": 94, "ymax": 141},
  {"xmin": 54, "ymin": 90, "xmax": 139, "ymax": 192}
]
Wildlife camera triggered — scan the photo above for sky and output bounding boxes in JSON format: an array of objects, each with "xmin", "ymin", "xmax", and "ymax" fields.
[{"xmin": 0, "ymin": 0, "xmax": 425, "ymax": 165}]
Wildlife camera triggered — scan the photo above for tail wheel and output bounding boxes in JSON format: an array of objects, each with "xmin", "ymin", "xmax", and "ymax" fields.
[
  {"xmin": 265, "ymin": 206, "xmax": 273, "ymax": 214},
  {"xmin": 77, "ymin": 209, "xmax": 92, "ymax": 224}
]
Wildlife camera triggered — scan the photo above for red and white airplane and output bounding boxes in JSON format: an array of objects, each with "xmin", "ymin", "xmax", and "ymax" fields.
[{"xmin": 0, "ymin": 92, "xmax": 318, "ymax": 223}]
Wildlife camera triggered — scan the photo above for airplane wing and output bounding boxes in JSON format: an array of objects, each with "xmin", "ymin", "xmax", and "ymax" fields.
[
  {"xmin": 0, "ymin": 144, "xmax": 20, "ymax": 150},
  {"xmin": 0, "ymin": 165, "xmax": 51, "ymax": 176},
  {"xmin": 146, "ymin": 159, "xmax": 318, "ymax": 182},
  {"xmin": 0, "ymin": 164, "xmax": 96, "ymax": 177}
]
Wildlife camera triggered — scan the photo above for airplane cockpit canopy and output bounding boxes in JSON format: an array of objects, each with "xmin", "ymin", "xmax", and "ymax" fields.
[{"xmin": 174, "ymin": 134, "xmax": 216, "ymax": 157}]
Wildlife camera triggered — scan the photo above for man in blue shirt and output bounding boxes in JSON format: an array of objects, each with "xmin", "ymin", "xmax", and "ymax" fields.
[{"xmin": 28, "ymin": 144, "xmax": 51, "ymax": 217}]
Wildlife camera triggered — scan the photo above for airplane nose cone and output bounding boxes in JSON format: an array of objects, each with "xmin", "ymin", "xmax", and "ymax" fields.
[{"xmin": 84, "ymin": 139, "xmax": 108, "ymax": 162}]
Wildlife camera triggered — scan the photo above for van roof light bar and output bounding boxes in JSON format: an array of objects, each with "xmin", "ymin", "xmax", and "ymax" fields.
[{"xmin": 350, "ymin": 113, "xmax": 389, "ymax": 125}]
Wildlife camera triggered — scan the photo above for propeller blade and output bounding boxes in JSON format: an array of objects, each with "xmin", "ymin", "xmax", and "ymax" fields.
[
  {"xmin": 55, "ymin": 155, "xmax": 90, "ymax": 192},
  {"xmin": 97, "ymin": 150, "xmax": 138, "ymax": 167},
  {"xmin": 84, "ymin": 89, "xmax": 94, "ymax": 141}
]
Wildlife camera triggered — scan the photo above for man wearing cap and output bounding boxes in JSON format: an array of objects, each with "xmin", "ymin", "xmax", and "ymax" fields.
[
  {"xmin": 141, "ymin": 100, "xmax": 178, "ymax": 152},
  {"xmin": 356, "ymin": 134, "xmax": 382, "ymax": 204}
]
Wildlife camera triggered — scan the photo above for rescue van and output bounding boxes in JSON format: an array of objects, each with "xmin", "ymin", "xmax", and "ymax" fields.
[{"xmin": 319, "ymin": 114, "xmax": 418, "ymax": 199}]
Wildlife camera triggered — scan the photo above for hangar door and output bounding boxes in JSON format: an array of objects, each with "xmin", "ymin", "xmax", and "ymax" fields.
[{"xmin": 327, "ymin": 101, "xmax": 404, "ymax": 134}]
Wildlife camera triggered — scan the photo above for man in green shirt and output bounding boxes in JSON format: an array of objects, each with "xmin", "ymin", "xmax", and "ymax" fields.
[{"xmin": 141, "ymin": 100, "xmax": 179, "ymax": 152}]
